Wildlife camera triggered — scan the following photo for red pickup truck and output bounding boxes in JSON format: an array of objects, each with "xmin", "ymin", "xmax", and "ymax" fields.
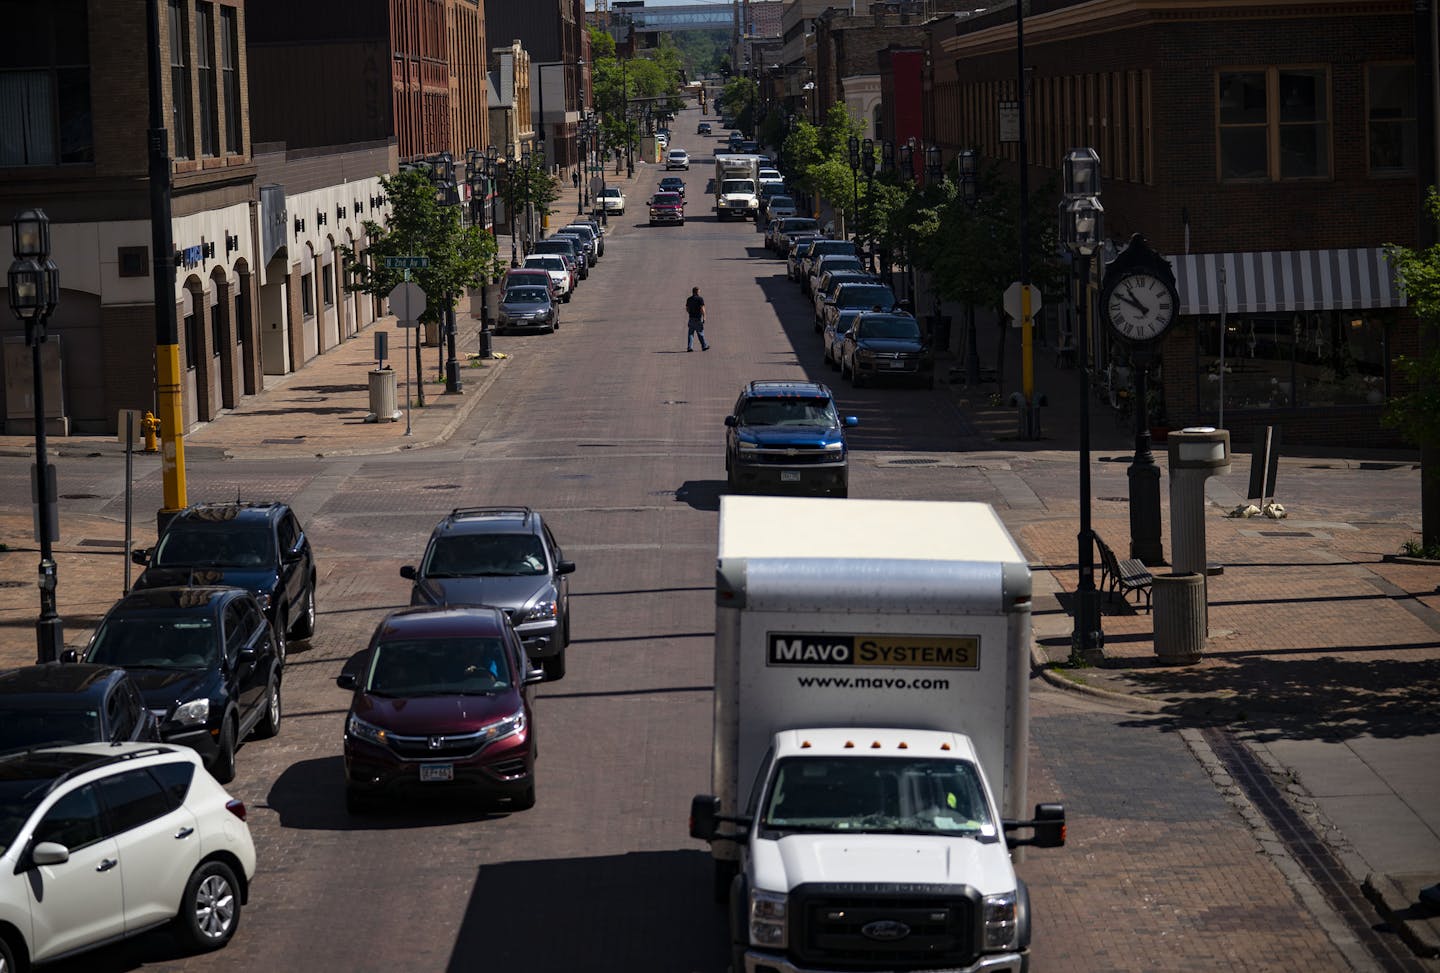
[{"xmin": 648, "ymin": 192, "xmax": 685, "ymax": 227}]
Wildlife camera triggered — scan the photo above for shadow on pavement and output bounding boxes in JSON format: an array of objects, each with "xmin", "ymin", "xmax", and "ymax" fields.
[
  {"xmin": 264, "ymin": 755, "xmax": 507, "ymax": 831},
  {"xmin": 676, "ymin": 478, "xmax": 724, "ymax": 511},
  {"xmin": 446, "ymin": 849, "xmax": 726, "ymax": 973}
]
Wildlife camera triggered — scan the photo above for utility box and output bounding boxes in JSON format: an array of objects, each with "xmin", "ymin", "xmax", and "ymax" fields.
[{"xmin": 3, "ymin": 336, "xmax": 69, "ymax": 436}]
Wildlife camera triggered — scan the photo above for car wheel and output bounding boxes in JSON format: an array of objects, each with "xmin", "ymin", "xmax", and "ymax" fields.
[
  {"xmin": 174, "ymin": 860, "xmax": 241, "ymax": 952},
  {"xmin": 255, "ymin": 676, "xmax": 281, "ymax": 739},
  {"xmin": 511, "ymin": 778, "xmax": 536, "ymax": 811},
  {"xmin": 550, "ymin": 318, "xmax": 558, "ymax": 333},
  {"xmin": 209, "ymin": 717, "xmax": 237, "ymax": 784},
  {"xmin": 563, "ymin": 293, "xmax": 572, "ymax": 303},
  {"xmin": 289, "ymin": 582, "xmax": 316, "ymax": 640},
  {"xmin": 0, "ymin": 935, "xmax": 17, "ymax": 973},
  {"xmin": 542, "ymin": 649, "xmax": 566, "ymax": 682}
]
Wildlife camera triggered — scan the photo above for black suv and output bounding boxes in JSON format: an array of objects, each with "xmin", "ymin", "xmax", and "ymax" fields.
[
  {"xmin": 72, "ymin": 587, "xmax": 283, "ymax": 783},
  {"xmin": 725, "ymin": 381, "xmax": 857, "ymax": 498},
  {"xmin": 0, "ymin": 663, "xmax": 159, "ymax": 750},
  {"xmin": 132, "ymin": 501, "xmax": 316, "ymax": 659},
  {"xmin": 401, "ymin": 507, "xmax": 575, "ymax": 680}
]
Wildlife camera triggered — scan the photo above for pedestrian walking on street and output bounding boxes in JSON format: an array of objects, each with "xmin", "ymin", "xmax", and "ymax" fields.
[{"xmin": 686, "ymin": 286, "xmax": 710, "ymax": 352}]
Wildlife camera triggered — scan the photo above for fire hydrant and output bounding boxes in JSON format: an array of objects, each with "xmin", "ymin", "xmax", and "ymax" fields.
[{"xmin": 142, "ymin": 411, "xmax": 160, "ymax": 453}]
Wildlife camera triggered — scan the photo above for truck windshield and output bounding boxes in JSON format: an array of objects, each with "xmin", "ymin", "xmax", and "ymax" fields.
[
  {"xmin": 722, "ymin": 180, "xmax": 755, "ymax": 194},
  {"xmin": 762, "ymin": 756, "xmax": 995, "ymax": 837}
]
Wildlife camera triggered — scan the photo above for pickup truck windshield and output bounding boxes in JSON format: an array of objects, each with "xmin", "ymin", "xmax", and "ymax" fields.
[
  {"xmin": 763, "ymin": 756, "xmax": 996, "ymax": 837},
  {"xmin": 740, "ymin": 396, "xmax": 838, "ymax": 427},
  {"xmin": 722, "ymin": 180, "xmax": 756, "ymax": 194}
]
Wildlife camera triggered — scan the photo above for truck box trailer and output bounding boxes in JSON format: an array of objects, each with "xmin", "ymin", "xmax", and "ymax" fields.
[{"xmin": 691, "ymin": 496, "xmax": 1064, "ymax": 973}]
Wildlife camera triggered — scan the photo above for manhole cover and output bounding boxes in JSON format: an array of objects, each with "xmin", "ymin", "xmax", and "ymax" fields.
[
  {"xmin": 422, "ymin": 484, "xmax": 461, "ymax": 491},
  {"xmin": 889, "ymin": 458, "xmax": 940, "ymax": 466},
  {"xmin": 61, "ymin": 493, "xmax": 100, "ymax": 500},
  {"xmin": 1258, "ymin": 530, "xmax": 1313, "ymax": 537},
  {"xmin": 0, "ymin": 580, "xmax": 26, "ymax": 589}
]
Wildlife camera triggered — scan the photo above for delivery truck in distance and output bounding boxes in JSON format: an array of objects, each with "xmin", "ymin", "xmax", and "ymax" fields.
[{"xmin": 691, "ymin": 496, "xmax": 1065, "ymax": 973}]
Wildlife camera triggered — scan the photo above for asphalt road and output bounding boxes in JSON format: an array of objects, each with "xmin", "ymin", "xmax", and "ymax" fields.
[{"xmin": 32, "ymin": 119, "xmax": 1365, "ymax": 972}]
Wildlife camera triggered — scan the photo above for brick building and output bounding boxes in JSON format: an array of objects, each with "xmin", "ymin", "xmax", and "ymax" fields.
[
  {"xmin": 928, "ymin": 0, "xmax": 1418, "ymax": 446},
  {"xmin": 484, "ymin": 0, "xmax": 588, "ymax": 170}
]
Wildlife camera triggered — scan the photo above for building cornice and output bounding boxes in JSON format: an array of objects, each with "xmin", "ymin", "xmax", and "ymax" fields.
[{"xmin": 940, "ymin": 0, "xmax": 1411, "ymax": 58}]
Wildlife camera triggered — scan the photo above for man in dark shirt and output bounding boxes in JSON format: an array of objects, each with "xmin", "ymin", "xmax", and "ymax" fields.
[{"xmin": 686, "ymin": 286, "xmax": 710, "ymax": 352}]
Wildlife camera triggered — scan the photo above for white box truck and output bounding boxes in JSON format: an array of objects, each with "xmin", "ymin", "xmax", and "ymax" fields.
[
  {"xmin": 715, "ymin": 153, "xmax": 762, "ymax": 220},
  {"xmin": 691, "ymin": 496, "xmax": 1065, "ymax": 973}
]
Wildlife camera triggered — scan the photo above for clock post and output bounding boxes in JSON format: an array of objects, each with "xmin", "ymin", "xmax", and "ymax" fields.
[{"xmin": 1099, "ymin": 234, "xmax": 1178, "ymax": 566}]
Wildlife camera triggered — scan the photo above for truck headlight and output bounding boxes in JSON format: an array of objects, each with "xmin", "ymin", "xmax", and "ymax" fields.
[
  {"xmin": 749, "ymin": 889, "xmax": 788, "ymax": 948},
  {"xmin": 172, "ymin": 697, "xmax": 210, "ymax": 727},
  {"xmin": 738, "ymin": 441, "xmax": 761, "ymax": 452},
  {"xmin": 983, "ymin": 891, "xmax": 1018, "ymax": 950},
  {"xmin": 822, "ymin": 441, "xmax": 844, "ymax": 452}
]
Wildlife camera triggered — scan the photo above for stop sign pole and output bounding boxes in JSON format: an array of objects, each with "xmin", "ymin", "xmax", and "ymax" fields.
[{"xmin": 387, "ymin": 273, "xmax": 427, "ymax": 437}]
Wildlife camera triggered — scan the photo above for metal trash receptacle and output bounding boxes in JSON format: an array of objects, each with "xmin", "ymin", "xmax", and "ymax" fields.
[
  {"xmin": 366, "ymin": 368, "xmax": 399, "ymax": 423},
  {"xmin": 1153, "ymin": 572, "xmax": 1205, "ymax": 663}
]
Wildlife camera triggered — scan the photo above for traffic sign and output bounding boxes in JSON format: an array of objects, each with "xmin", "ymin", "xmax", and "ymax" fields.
[
  {"xmin": 383, "ymin": 256, "xmax": 430, "ymax": 270},
  {"xmin": 1003, "ymin": 282, "xmax": 1042, "ymax": 326},
  {"xmin": 388, "ymin": 282, "xmax": 426, "ymax": 327}
]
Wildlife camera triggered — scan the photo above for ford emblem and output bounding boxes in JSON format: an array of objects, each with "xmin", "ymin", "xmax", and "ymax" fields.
[{"xmin": 860, "ymin": 919, "xmax": 911, "ymax": 941}]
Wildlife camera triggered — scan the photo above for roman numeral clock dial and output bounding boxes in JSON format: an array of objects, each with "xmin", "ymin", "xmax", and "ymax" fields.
[{"xmin": 1103, "ymin": 270, "xmax": 1178, "ymax": 343}]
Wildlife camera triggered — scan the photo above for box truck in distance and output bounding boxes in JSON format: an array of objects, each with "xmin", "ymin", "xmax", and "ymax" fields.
[{"xmin": 690, "ymin": 496, "xmax": 1065, "ymax": 973}]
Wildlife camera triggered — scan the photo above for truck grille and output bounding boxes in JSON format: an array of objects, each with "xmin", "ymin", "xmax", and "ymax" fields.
[
  {"xmin": 747, "ymin": 446, "xmax": 840, "ymax": 466},
  {"xmin": 792, "ymin": 884, "xmax": 976, "ymax": 969}
]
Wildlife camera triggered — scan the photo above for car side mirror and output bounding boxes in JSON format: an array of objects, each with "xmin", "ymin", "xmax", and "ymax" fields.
[
  {"xmin": 844, "ymin": 416, "xmax": 859, "ymax": 427},
  {"xmin": 336, "ymin": 672, "xmax": 357, "ymax": 691},
  {"xmin": 31, "ymin": 841, "xmax": 70, "ymax": 867},
  {"xmin": 724, "ymin": 415, "xmax": 738, "ymax": 427},
  {"xmin": 59, "ymin": 649, "xmax": 78, "ymax": 664},
  {"xmin": 130, "ymin": 548, "xmax": 150, "ymax": 566},
  {"xmin": 283, "ymin": 549, "xmax": 303, "ymax": 565},
  {"xmin": 556, "ymin": 560, "xmax": 576, "ymax": 575},
  {"xmin": 399, "ymin": 565, "xmax": 417, "ymax": 580},
  {"xmin": 525, "ymin": 668, "xmax": 545, "ymax": 685}
]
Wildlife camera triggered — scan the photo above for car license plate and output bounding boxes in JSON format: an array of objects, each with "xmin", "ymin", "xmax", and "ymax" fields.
[
  {"xmin": 888, "ymin": 361, "xmax": 908, "ymax": 369},
  {"xmin": 781, "ymin": 471, "xmax": 801, "ymax": 482},
  {"xmin": 419, "ymin": 764, "xmax": 454, "ymax": 782}
]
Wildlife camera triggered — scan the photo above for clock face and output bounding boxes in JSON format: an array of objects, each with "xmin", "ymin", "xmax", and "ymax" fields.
[{"xmin": 1105, "ymin": 272, "xmax": 1177, "ymax": 342}]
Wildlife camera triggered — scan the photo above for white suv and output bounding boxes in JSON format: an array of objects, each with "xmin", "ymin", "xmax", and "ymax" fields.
[
  {"xmin": 666, "ymin": 148, "xmax": 690, "ymax": 170},
  {"xmin": 0, "ymin": 743, "xmax": 257, "ymax": 968}
]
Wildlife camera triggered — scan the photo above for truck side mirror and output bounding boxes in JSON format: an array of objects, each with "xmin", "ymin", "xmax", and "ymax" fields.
[
  {"xmin": 399, "ymin": 565, "xmax": 417, "ymax": 580},
  {"xmin": 1031, "ymin": 803, "xmax": 1066, "ymax": 847},
  {"xmin": 690, "ymin": 794, "xmax": 721, "ymax": 840},
  {"xmin": 59, "ymin": 649, "xmax": 78, "ymax": 664},
  {"xmin": 131, "ymin": 548, "xmax": 150, "ymax": 566},
  {"xmin": 724, "ymin": 415, "xmax": 738, "ymax": 427}
]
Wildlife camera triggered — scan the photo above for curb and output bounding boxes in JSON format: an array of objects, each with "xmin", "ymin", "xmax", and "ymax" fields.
[{"xmin": 1363, "ymin": 872, "xmax": 1440, "ymax": 959}]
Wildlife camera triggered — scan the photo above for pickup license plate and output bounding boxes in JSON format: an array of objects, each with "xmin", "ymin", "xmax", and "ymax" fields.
[
  {"xmin": 780, "ymin": 471, "xmax": 801, "ymax": 482},
  {"xmin": 419, "ymin": 764, "xmax": 454, "ymax": 782}
]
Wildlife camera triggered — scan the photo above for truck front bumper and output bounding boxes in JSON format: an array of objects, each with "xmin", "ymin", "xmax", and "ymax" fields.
[{"xmin": 744, "ymin": 950, "xmax": 1025, "ymax": 973}]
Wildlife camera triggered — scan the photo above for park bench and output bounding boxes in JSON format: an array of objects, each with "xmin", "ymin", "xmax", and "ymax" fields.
[{"xmin": 1095, "ymin": 533, "xmax": 1153, "ymax": 612}]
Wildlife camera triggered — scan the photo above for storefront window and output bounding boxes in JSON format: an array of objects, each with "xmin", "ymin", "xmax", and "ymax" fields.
[{"xmin": 1196, "ymin": 312, "xmax": 1388, "ymax": 412}]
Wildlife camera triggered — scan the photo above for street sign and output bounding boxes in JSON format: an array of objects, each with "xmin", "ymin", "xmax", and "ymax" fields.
[
  {"xmin": 388, "ymin": 282, "xmax": 426, "ymax": 327},
  {"xmin": 383, "ymin": 256, "xmax": 430, "ymax": 270},
  {"xmin": 998, "ymin": 101, "xmax": 1020, "ymax": 143},
  {"xmin": 1003, "ymin": 281, "xmax": 1042, "ymax": 326}
]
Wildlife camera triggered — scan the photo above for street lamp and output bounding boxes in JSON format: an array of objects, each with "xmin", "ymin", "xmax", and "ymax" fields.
[
  {"xmin": 1059, "ymin": 147, "xmax": 1105, "ymax": 663},
  {"xmin": 846, "ymin": 135, "xmax": 860, "ymax": 244},
  {"xmin": 7, "ymin": 208, "xmax": 64, "ymax": 663},
  {"xmin": 861, "ymin": 138, "xmax": 876, "ymax": 272},
  {"xmin": 958, "ymin": 149, "xmax": 983, "ymax": 389},
  {"xmin": 468, "ymin": 147, "xmax": 498, "ymax": 360},
  {"xmin": 505, "ymin": 142, "xmax": 519, "ymax": 268},
  {"xmin": 925, "ymin": 144, "xmax": 943, "ymax": 184},
  {"xmin": 898, "ymin": 139, "xmax": 915, "ymax": 304}
]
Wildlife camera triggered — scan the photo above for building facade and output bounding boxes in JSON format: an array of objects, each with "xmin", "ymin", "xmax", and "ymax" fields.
[{"xmin": 484, "ymin": 0, "xmax": 587, "ymax": 170}]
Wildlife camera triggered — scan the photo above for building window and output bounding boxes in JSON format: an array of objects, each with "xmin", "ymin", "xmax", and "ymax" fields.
[
  {"xmin": 195, "ymin": 2, "xmax": 218, "ymax": 157},
  {"xmin": 168, "ymin": 0, "xmax": 193, "ymax": 159},
  {"xmin": 1218, "ymin": 67, "xmax": 1330, "ymax": 182},
  {"xmin": 211, "ymin": 300, "xmax": 222, "ymax": 356},
  {"xmin": 235, "ymin": 292, "xmax": 245, "ymax": 345},
  {"xmin": 1368, "ymin": 63, "xmax": 1416, "ymax": 175},
  {"xmin": 323, "ymin": 264, "xmax": 335, "ymax": 307},
  {"xmin": 220, "ymin": 5, "xmax": 241, "ymax": 153},
  {"xmin": 301, "ymin": 272, "xmax": 315, "ymax": 318},
  {"xmin": 0, "ymin": 0, "xmax": 93, "ymax": 166},
  {"xmin": 1195, "ymin": 311, "xmax": 1388, "ymax": 412},
  {"xmin": 184, "ymin": 310, "xmax": 199, "ymax": 369}
]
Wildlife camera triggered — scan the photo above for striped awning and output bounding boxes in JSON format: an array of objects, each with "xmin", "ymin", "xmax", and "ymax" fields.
[{"xmin": 1170, "ymin": 248, "xmax": 1404, "ymax": 316}]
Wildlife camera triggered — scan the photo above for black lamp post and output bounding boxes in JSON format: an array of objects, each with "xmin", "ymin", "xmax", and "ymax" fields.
[
  {"xmin": 520, "ymin": 146, "xmax": 532, "ymax": 256},
  {"xmin": 898, "ymin": 139, "xmax": 915, "ymax": 306},
  {"xmin": 861, "ymin": 138, "xmax": 876, "ymax": 272},
  {"xmin": 506, "ymin": 142, "xmax": 519, "ymax": 268},
  {"xmin": 958, "ymin": 149, "xmax": 983, "ymax": 389},
  {"xmin": 577, "ymin": 115, "xmax": 589, "ymax": 215},
  {"xmin": 1059, "ymin": 148, "xmax": 1106, "ymax": 663},
  {"xmin": 7, "ymin": 208, "xmax": 64, "ymax": 663},
  {"xmin": 846, "ymin": 135, "xmax": 860, "ymax": 244},
  {"xmin": 471, "ymin": 146, "xmax": 498, "ymax": 360}
]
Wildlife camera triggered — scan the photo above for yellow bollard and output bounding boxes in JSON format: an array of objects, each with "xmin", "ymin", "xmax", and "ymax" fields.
[{"xmin": 142, "ymin": 411, "xmax": 160, "ymax": 453}]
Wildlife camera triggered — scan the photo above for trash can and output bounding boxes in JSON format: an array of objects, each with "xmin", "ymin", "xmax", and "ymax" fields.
[
  {"xmin": 424, "ymin": 320, "xmax": 440, "ymax": 347},
  {"xmin": 366, "ymin": 368, "xmax": 399, "ymax": 423},
  {"xmin": 1153, "ymin": 572, "xmax": 1205, "ymax": 663}
]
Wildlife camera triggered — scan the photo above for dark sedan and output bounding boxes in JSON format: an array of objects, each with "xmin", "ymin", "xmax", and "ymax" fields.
[
  {"xmin": 338, "ymin": 606, "xmax": 542, "ymax": 813},
  {"xmin": 496, "ymin": 285, "xmax": 559, "ymax": 334},
  {"xmin": 0, "ymin": 663, "xmax": 159, "ymax": 750},
  {"xmin": 839, "ymin": 312, "xmax": 935, "ymax": 388},
  {"xmin": 658, "ymin": 176, "xmax": 686, "ymax": 198},
  {"xmin": 73, "ymin": 586, "xmax": 282, "ymax": 783}
]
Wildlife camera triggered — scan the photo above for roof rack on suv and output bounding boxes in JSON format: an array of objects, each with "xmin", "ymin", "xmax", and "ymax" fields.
[
  {"xmin": 0, "ymin": 744, "xmax": 179, "ymax": 799},
  {"xmin": 449, "ymin": 506, "xmax": 534, "ymax": 521}
]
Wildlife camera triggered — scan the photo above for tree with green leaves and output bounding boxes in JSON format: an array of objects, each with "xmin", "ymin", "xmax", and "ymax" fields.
[
  {"xmin": 1384, "ymin": 188, "xmax": 1440, "ymax": 551},
  {"xmin": 494, "ymin": 154, "xmax": 558, "ymax": 255},
  {"xmin": 343, "ymin": 169, "xmax": 497, "ymax": 404},
  {"xmin": 719, "ymin": 76, "xmax": 757, "ymax": 133}
]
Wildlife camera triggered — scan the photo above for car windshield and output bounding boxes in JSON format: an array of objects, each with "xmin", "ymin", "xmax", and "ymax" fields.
[
  {"xmin": 858, "ymin": 316, "xmax": 921, "ymax": 340},
  {"xmin": 365, "ymin": 636, "xmax": 512, "ymax": 696},
  {"xmin": 504, "ymin": 288, "xmax": 549, "ymax": 305},
  {"xmin": 820, "ymin": 258, "xmax": 864, "ymax": 274},
  {"xmin": 526, "ymin": 257, "xmax": 564, "ymax": 271},
  {"xmin": 762, "ymin": 756, "xmax": 996, "ymax": 837},
  {"xmin": 722, "ymin": 180, "xmax": 755, "ymax": 193},
  {"xmin": 812, "ymin": 243, "xmax": 855, "ymax": 259},
  {"xmin": 87, "ymin": 614, "xmax": 219, "ymax": 669},
  {"xmin": 740, "ymin": 396, "xmax": 838, "ymax": 428},
  {"xmin": 0, "ymin": 710, "xmax": 102, "ymax": 750},
  {"xmin": 652, "ymin": 193, "xmax": 681, "ymax": 205},
  {"xmin": 770, "ymin": 200, "xmax": 796, "ymax": 212},
  {"xmin": 601, "ymin": 189, "xmax": 620, "ymax": 198},
  {"xmin": 422, "ymin": 532, "xmax": 548, "ymax": 577},
  {"xmin": 837, "ymin": 285, "xmax": 897, "ymax": 309},
  {"xmin": 152, "ymin": 523, "xmax": 274, "ymax": 568}
]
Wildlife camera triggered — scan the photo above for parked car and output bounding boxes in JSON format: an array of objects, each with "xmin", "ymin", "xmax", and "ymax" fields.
[
  {"xmin": 697, "ymin": 121, "xmax": 712, "ymax": 135},
  {"xmin": 401, "ymin": 506, "xmax": 575, "ymax": 680},
  {"xmin": 532, "ymin": 238, "xmax": 587, "ymax": 280},
  {"xmin": 551, "ymin": 230, "xmax": 597, "ymax": 269},
  {"xmin": 813, "ymin": 270, "xmax": 879, "ymax": 328},
  {"xmin": 523, "ymin": 254, "xmax": 573, "ymax": 302},
  {"xmin": 762, "ymin": 196, "xmax": 799, "ymax": 230},
  {"xmin": 503, "ymin": 267, "xmax": 559, "ymax": 299},
  {"xmin": 821, "ymin": 281, "xmax": 901, "ymax": 335},
  {"xmin": 787, "ymin": 237, "xmax": 824, "ymax": 281},
  {"xmin": 658, "ymin": 176, "xmax": 686, "ymax": 198},
  {"xmin": 595, "ymin": 186, "xmax": 626, "ymax": 215},
  {"xmin": 648, "ymin": 191, "xmax": 686, "ymax": 226},
  {"xmin": 666, "ymin": 148, "xmax": 690, "ymax": 170},
  {"xmin": 808, "ymin": 255, "xmax": 868, "ymax": 308},
  {"xmin": 724, "ymin": 381, "xmax": 856, "ymax": 498},
  {"xmin": 131, "ymin": 500, "xmax": 315, "ymax": 660},
  {"xmin": 338, "ymin": 606, "xmax": 542, "ymax": 812},
  {"xmin": 839, "ymin": 311, "xmax": 934, "ymax": 388},
  {"xmin": 563, "ymin": 217, "xmax": 605, "ymax": 258},
  {"xmin": 771, "ymin": 215, "xmax": 820, "ymax": 254},
  {"xmin": 560, "ymin": 222, "xmax": 602, "ymax": 260},
  {"xmin": 0, "ymin": 663, "xmax": 159, "ymax": 750},
  {"xmin": 496, "ymin": 285, "xmax": 559, "ymax": 334},
  {"xmin": 0, "ymin": 742, "xmax": 256, "ymax": 966},
  {"xmin": 800, "ymin": 239, "xmax": 860, "ymax": 293},
  {"xmin": 72, "ymin": 586, "xmax": 283, "ymax": 783},
  {"xmin": 757, "ymin": 167, "xmax": 784, "ymax": 191}
]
